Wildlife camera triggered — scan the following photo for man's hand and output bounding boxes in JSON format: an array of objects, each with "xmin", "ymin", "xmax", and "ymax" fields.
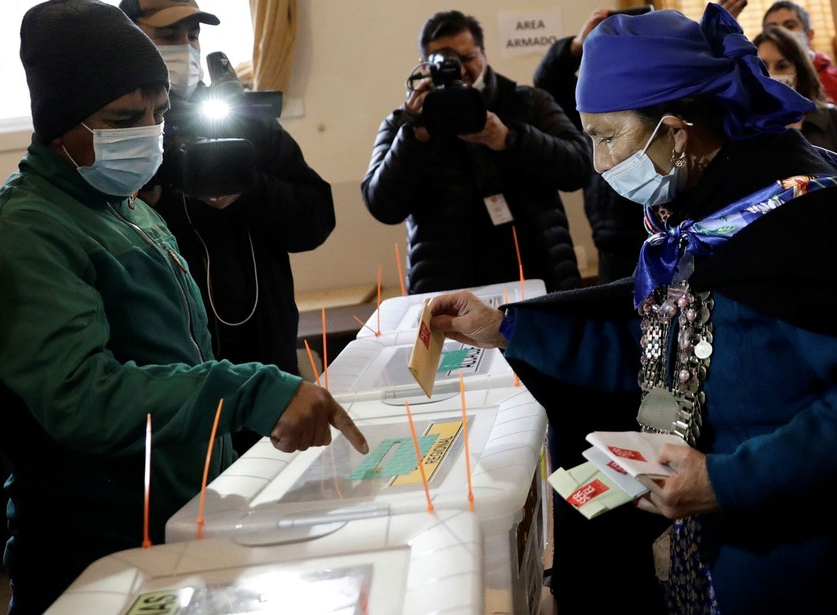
[
  {"xmin": 570, "ymin": 8, "xmax": 612, "ymax": 58},
  {"xmin": 429, "ymin": 290, "xmax": 507, "ymax": 348},
  {"xmin": 634, "ymin": 445, "xmax": 718, "ymax": 519},
  {"xmin": 718, "ymin": 0, "xmax": 747, "ymax": 19},
  {"xmin": 458, "ymin": 111, "xmax": 509, "ymax": 150},
  {"xmin": 269, "ymin": 381, "xmax": 369, "ymax": 454},
  {"xmin": 405, "ymin": 75, "xmax": 433, "ymax": 143}
]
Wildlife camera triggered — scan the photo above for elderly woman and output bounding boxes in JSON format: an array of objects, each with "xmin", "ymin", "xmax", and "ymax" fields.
[{"xmin": 430, "ymin": 5, "xmax": 837, "ymax": 615}]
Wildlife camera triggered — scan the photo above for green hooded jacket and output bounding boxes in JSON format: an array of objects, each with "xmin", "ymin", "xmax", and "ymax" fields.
[{"xmin": 0, "ymin": 138, "xmax": 302, "ymax": 592}]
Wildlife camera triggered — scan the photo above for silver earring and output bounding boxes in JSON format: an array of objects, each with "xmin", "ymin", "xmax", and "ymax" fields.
[{"xmin": 672, "ymin": 151, "xmax": 687, "ymax": 168}]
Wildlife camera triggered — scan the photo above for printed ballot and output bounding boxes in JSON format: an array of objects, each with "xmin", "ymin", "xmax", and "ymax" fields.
[
  {"xmin": 548, "ymin": 461, "xmax": 637, "ymax": 520},
  {"xmin": 549, "ymin": 431, "xmax": 688, "ymax": 519},
  {"xmin": 585, "ymin": 431, "xmax": 687, "ymax": 479},
  {"xmin": 581, "ymin": 446, "xmax": 649, "ymax": 498},
  {"xmin": 407, "ymin": 299, "xmax": 445, "ymax": 397}
]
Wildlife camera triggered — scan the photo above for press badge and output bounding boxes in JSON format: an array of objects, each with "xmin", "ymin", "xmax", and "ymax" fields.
[{"xmin": 483, "ymin": 193, "xmax": 513, "ymax": 225}]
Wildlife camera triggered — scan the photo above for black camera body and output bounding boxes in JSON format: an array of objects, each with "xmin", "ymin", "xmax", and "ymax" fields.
[
  {"xmin": 415, "ymin": 48, "xmax": 487, "ymax": 137},
  {"xmin": 160, "ymin": 51, "xmax": 283, "ymax": 198},
  {"xmin": 428, "ymin": 49, "xmax": 464, "ymax": 88}
]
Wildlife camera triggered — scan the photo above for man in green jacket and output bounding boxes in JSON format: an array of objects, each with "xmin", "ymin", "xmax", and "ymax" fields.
[{"xmin": 0, "ymin": 3, "xmax": 366, "ymax": 614}]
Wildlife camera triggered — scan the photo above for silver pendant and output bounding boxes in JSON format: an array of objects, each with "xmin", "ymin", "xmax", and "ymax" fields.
[
  {"xmin": 637, "ymin": 387, "xmax": 684, "ymax": 433},
  {"xmin": 694, "ymin": 339, "xmax": 713, "ymax": 359}
]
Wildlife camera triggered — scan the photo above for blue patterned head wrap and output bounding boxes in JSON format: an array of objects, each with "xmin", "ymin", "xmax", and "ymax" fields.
[{"xmin": 576, "ymin": 3, "xmax": 814, "ymax": 139}]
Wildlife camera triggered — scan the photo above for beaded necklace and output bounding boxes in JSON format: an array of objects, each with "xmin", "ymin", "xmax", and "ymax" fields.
[
  {"xmin": 636, "ymin": 276, "xmax": 713, "ymax": 446},
  {"xmin": 633, "ymin": 174, "xmax": 837, "ymax": 444}
]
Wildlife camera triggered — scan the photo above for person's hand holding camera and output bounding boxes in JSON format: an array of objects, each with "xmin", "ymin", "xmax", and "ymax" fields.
[
  {"xmin": 458, "ymin": 111, "xmax": 508, "ymax": 150},
  {"xmin": 405, "ymin": 74, "xmax": 433, "ymax": 143}
]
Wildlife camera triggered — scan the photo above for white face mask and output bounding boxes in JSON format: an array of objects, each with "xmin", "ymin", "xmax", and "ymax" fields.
[
  {"xmin": 770, "ymin": 72, "xmax": 797, "ymax": 89},
  {"xmin": 601, "ymin": 115, "xmax": 688, "ymax": 207},
  {"xmin": 472, "ymin": 69, "xmax": 486, "ymax": 92},
  {"xmin": 65, "ymin": 123, "xmax": 164, "ymax": 196},
  {"xmin": 158, "ymin": 44, "xmax": 203, "ymax": 100}
]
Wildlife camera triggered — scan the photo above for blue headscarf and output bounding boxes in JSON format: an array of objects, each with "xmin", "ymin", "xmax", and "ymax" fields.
[{"xmin": 576, "ymin": 3, "xmax": 814, "ymax": 139}]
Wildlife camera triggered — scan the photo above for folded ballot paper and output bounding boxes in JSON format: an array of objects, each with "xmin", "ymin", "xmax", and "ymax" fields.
[
  {"xmin": 407, "ymin": 299, "xmax": 445, "ymax": 397},
  {"xmin": 548, "ymin": 460, "xmax": 638, "ymax": 520},
  {"xmin": 548, "ymin": 431, "xmax": 687, "ymax": 520},
  {"xmin": 585, "ymin": 430, "xmax": 688, "ymax": 479}
]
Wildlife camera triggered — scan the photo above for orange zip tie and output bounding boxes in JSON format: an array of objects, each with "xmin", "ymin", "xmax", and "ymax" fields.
[
  {"xmin": 142, "ymin": 413, "xmax": 152, "ymax": 548},
  {"xmin": 321, "ymin": 307, "xmax": 329, "ymax": 391},
  {"xmin": 395, "ymin": 242, "xmax": 406, "ymax": 296},
  {"xmin": 197, "ymin": 398, "xmax": 224, "ymax": 539},
  {"xmin": 511, "ymin": 225, "xmax": 525, "ymax": 299},
  {"xmin": 459, "ymin": 372, "xmax": 474, "ymax": 512},
  {"xmin": 376, "ymin": 265, "xmax": 382, "ymax": 336},
  {"xmin": 405, "ymin": 401, "xmax": 434, "ymax": 512},
  {"xmin": 352, "ymin": 314, "xmax": 378, "ymax": 336},
  {"xmin": 303, "ymin": 339, "xmax": 321, "ymax": 387}
]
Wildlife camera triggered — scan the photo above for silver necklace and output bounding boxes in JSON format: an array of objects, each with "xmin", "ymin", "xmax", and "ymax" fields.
[{"xmin": 636, "ymin": 281, "xmax": 713, "ymax": 446}]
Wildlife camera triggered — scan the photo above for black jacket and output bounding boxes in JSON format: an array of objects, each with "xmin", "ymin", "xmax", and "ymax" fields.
[
  {"xmin": 152, "ymin": 85, "xmax": 335, "ymax": 373},
  {"xmin": 361, "ymin": 67, "xmax": 590, "ymax": 293}
]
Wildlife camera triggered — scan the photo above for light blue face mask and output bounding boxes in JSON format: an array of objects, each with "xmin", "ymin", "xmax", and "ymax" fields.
[
  {"xmin": 157, "ymin": 44, "xmax": 203, "ymax": 100},
  {"xmin": 64, "ymin": 122, "xmax": 164, "ymax": 197},
  {"xmin": 601, "ymin": 115, "xmax": 689, "ymax": 207}
]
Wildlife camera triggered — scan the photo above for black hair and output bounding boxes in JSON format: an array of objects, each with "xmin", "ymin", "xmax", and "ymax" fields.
[
  {"xmin": 754, "ymin": 25, "xmax": 825, "ymax": 105},
  {"xmin": 763, "ymin": 1, "xmax": 812, "ymax": 32},
  {"xmin": 419, "ymin": 10, "xmax": 484, "ymax": 57}
]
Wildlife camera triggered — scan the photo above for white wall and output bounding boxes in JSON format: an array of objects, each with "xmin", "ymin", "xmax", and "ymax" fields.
[{"xmin": 0, "ymin": 1, "xmax": 614, "ymax": 295}]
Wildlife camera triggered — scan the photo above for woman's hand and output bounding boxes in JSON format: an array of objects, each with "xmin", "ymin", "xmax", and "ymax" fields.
[
  {"xmin": 635, "ymin": 445, "xmax": 718, "ymax": 519},
  {"xmin": 429, "ymin": 290, "xmax": 507, "ymax": 348}
]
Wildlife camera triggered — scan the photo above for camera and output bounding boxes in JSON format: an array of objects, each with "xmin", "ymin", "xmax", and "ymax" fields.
[
  {"xmin": 159, "ymin": 51, "xmax": 283, "ymax": 198},
  {"xmin": 407, "ymin": 48, "xmax": 486, "ymax": 137}
]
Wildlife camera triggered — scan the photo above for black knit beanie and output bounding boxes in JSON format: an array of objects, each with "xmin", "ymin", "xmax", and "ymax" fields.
[{"xmin": 20, "ymin": 0, "xmax": 170, "ymax": 143}]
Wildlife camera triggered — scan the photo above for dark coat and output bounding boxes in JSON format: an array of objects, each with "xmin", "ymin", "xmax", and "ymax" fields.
[
  {"xmin": 504, "ymin": 129, "xmax": 837, "ymax": 615},
  {"xmin": 361, "ymin": 67, "xmax": 590, "ymax": 293}
]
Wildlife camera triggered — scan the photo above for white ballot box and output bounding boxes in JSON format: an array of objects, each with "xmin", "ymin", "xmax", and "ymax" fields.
[
  {"xmin": 357, "ymin": 279, "xmax": 546, "ymax": 338},
  {"xmin": 326, "ymin": 331, "xmax": 516, "ymax": 405},
  {"xmin": 167, "ymin": 386, "xmax": 548, "ymax": 615},
  {"xmin": 46, "ymin": 509, "xmax": 482, "ymax": 615}
]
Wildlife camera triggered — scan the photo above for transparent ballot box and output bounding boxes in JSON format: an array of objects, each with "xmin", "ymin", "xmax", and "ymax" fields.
[
  {"xmin": 166, "ymin": 386, "xmax": 548, "ymax": 615},
  {"xmin": 46, "ymin": 510, "xmax": 482, "ymax": 615},
  {"xmin": 326, "ymin": 330, "xmax": 517, "ymax": 405}
]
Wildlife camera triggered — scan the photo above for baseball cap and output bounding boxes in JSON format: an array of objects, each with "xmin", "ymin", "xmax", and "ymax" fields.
[{"xmin": 118, "ymin": 0, "xmax": 220, "ymax": 28}]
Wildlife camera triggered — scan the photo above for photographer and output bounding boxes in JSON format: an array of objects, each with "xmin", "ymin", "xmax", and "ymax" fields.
[
  {"xmin": 120, "ymin": 0, "xmax": 336, "ymax": 452},
  {"xmin": 361, "ymin": 10, "xmax": 591, "ymax": 294}
]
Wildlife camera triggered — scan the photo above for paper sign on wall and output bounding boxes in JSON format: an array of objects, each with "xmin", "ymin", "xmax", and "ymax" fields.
[{"xmin": 498, "ymin": 9, "xmax": 563, "ymax": 59}]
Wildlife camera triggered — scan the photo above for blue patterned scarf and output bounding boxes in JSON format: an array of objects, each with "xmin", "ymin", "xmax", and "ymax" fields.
[{"xmin": 634, "ymin": 174, "xmax": 837, "ymax": 308}]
